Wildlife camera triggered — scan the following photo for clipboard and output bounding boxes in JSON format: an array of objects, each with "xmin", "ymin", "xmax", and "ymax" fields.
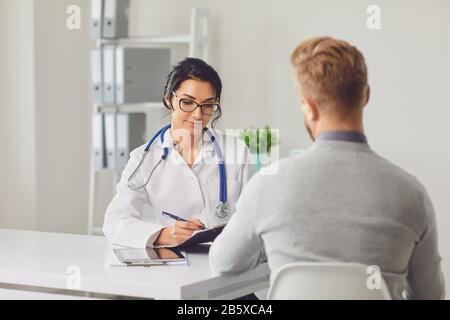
[{"xmin": 154, "ymin": 224, "xmax": 226, "ymax": 249}]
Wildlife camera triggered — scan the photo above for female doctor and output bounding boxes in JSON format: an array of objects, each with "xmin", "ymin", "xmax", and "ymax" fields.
[{"xmin": 103, "ymin": 58, "xmax": 254, "ymax": 248}]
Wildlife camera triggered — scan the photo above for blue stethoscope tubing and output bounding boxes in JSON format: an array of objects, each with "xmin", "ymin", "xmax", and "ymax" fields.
[{"xmin": 127, "ymin": 124, "xmax": 229, "ymax": 218}]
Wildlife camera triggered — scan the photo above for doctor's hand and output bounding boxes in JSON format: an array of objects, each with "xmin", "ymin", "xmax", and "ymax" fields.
[{"xmin": 154, "ymin": 218, "xmax": 205, "ymax": 246}]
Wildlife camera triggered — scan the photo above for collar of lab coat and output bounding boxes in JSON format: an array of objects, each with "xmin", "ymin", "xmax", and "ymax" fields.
[{"xmin": 157, "ymin": 127, "xmax": 216, "ymax": 154}]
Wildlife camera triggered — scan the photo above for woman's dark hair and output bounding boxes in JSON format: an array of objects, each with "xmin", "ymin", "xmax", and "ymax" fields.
[{"xmin": 162, "ymin": 57, "xmax": 222, "ymax": 127}]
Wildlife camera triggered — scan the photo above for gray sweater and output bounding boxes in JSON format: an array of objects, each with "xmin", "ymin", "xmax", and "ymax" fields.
[{"xmin": 209, "ymin": 139, "xmax": 445, "ymax": 299}]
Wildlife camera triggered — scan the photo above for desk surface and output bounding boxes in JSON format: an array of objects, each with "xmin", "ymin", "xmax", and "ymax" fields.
[{"xmin": 0, "ymin": 228, "xmax": 269, "ymax": 299}]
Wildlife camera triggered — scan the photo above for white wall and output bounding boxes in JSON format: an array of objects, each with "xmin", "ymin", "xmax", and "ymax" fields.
[
  {"xmin": 0, "ymin": 0, "xmax": 91, "ymax": 232},
  {"xmin": 33, "ymin": 0, "xmax": 91, "ymax": 233},
  {"xmin": 0, "ymin": 0, "xmax": 37, "ymax": 229},
  {"xmin": 361, "ymin": 3, "xmax": 450, "ymax": 295}
]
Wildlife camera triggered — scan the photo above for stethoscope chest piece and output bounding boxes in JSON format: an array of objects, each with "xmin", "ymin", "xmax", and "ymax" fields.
[{"xmin": 215, "ymin": 202, "xmax": 229, "ymax": 218}]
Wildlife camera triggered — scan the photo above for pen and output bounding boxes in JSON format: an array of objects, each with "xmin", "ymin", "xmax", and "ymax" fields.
[{"xmin": 161, "ymin": 211, "xmax": 206, "ymax": 229}]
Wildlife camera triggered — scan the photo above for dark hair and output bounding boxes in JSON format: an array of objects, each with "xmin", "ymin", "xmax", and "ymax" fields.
[{"xmin": 162, "ymin": 57, "xmax": 222, "ymax": 127}]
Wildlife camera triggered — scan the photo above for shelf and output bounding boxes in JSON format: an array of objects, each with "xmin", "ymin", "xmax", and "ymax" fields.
[{"xmin": 88, "ymin": 7, "xmax": 210, "ymax": 235}]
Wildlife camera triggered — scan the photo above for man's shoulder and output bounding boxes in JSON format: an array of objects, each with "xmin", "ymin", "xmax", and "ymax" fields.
[
  {"xmin": 268, "ymin": 147, "xmax": 426, "ymax": 190},
  {"xmin": 372, "ymin": 152, "xmax": 425, "ymax": 192},
  {"xmin": 249, "ymin": 150, "xmax": 313, "ymax": 183},
  {"xmin": 274, "ymin": 148, "xmax": 318, "ymax": 170}
]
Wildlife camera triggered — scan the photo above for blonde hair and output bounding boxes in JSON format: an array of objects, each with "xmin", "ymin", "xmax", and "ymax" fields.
[{"xmin": 290, "ymin": 36, "xmax": 368, "ymax": 115}]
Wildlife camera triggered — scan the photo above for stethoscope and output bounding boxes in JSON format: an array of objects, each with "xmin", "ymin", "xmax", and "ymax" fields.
[{"xmin": 127, "ymin": 124, "xmax": 229, "ymax": 219}]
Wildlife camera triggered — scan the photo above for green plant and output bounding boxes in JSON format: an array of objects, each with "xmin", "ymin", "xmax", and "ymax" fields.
[{"xmin": 237, "ymin": 126, "xmax": 279, "ymax": 154}]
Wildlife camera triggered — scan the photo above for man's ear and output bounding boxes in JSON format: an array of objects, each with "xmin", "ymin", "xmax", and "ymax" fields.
[
  {"xmin": 363, "ymin": 85, "xmax": 370, "ymax": 107},
  {"xmin": 301, "ymin": 96, "xmax": 319, "ymax": 122}
]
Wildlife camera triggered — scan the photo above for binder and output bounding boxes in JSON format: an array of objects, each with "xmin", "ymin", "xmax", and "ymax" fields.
[
  {"xmin": 90, "ymin": 48, "xmax": 103, "ymax": 104},
  {"xmin": 105, "ymin": 113, "xmax": 146, "ymax": 169},
  {"xmin": 103, "ymin": 0, "xmax": 130, "ymax": 39},
  {"xmin": 105, "ymin": 113, "xmax": 117, "ymax": 168},
  {"xmin": 90, "ymin": 0, "xmax": 103, "ymax": 38},
  {"xmin": 115, "ymin": 47, "xmax": 171, "ymax": 104},
  {"xmin": 103, "ymin": 45, "xmax": 116, "ymax": 105},
  {"xmin": 92, "ymin": 113, "xmax": 105, "ymax": 169},
  {"xmin": 116, "ymin": 113, "xmax": 146, "ymax": 168}
]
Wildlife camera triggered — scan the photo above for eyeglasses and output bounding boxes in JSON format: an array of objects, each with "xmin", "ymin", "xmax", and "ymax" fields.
[{"xmin": 171, "ymin": 91, "xmax": 221, "ymax": 116}]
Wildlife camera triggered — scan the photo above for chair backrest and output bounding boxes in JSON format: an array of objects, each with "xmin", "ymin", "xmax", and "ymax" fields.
[{"xmin": 267, "ymin": 262, "xmax": 391, "ymax": 300}]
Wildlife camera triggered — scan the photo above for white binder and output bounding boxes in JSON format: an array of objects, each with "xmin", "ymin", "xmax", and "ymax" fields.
[
  {"xmin": 105, "ymin": 113, "xmax": 117, "ymax": 168},
  {"xmin": 90, "ymin": 0, "xmax": 103, "ymax": 38},
  {"xmin": 116, "ymin": 113, "xmax": 129, "ymax": 168},
  {"xmin": 103, "ymin": 0, "xmax": 130, "ymax": 39},
  {"xmin": 92, "ymin": 113, "xmax": 105, "ymax": 169},
  {"xmin": 90, "ymin": 48, "xmax": 103, "ymax": 104},
  {"xmin": 115, "ymin": 47, "xmax": 171, "ymax": 104},
  {"xmin": 116, "ymin": 113, "xmax": 146, "ymax": 168},
  {"xmin": 103, "ymin": 45, "xmax": 116, "ymax": 105}
]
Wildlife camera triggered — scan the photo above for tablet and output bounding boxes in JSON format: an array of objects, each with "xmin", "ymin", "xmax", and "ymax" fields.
[{"xmin": 113, "ymin": 247, "xmax": 187, "ymax": 265}]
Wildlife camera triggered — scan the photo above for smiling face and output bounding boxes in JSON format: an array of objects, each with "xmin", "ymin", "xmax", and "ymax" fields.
[{"xmin": 167, "ymin": 79, "xmax": 217, "ymax": 136}]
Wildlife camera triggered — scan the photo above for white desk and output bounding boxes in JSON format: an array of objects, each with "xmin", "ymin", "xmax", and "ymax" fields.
[{"xmin": 0, "ymin": 229, "xmax": 270, "ymax": 299}]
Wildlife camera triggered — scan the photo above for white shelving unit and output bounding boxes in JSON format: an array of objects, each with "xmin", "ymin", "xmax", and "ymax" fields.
[{"xmin": 88, "ymin": 7, "xmax": 210, "ymax": 235}]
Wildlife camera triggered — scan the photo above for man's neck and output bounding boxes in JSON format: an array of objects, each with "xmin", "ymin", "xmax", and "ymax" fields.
[{"xmin": 314, "ymin": 119, "xmax": 364, "ymax": 138}]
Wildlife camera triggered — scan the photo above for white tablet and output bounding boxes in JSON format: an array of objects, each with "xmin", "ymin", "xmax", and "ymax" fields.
[{"xmin": 113, "ymin": 247, "xmax": 187, "ymax": 265}]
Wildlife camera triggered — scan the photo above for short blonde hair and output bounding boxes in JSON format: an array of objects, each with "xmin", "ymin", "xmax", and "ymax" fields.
[{"xmin": 290, "ymin": 36, "xmax": 368, "ymax": 114}]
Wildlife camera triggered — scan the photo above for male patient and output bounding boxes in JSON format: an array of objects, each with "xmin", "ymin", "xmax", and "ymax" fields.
[{"xmin": 209, "ymin": 36, "xmax": 445, "ymax": 299}]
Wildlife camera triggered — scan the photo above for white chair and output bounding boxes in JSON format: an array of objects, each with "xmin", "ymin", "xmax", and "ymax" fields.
[{"xmin": 267, "ymin": 262, "xmax": 391, "ymax": 300}]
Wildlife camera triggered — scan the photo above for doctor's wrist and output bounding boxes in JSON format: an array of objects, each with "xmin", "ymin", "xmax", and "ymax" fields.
[{"xmin": 154, "ymin": 227, "xmax": 170, "ymax": 245}]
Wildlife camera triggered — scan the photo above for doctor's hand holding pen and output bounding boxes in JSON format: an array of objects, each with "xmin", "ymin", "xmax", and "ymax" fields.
[{"xmin": 154, "ymin": 212, "xmax": 205, "ymax": 246}]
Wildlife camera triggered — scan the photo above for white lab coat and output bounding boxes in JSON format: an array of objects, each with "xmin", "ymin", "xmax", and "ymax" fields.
[{"xmin": 103, "ymin": 128, "xmax": 255, "ymax": 248}]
